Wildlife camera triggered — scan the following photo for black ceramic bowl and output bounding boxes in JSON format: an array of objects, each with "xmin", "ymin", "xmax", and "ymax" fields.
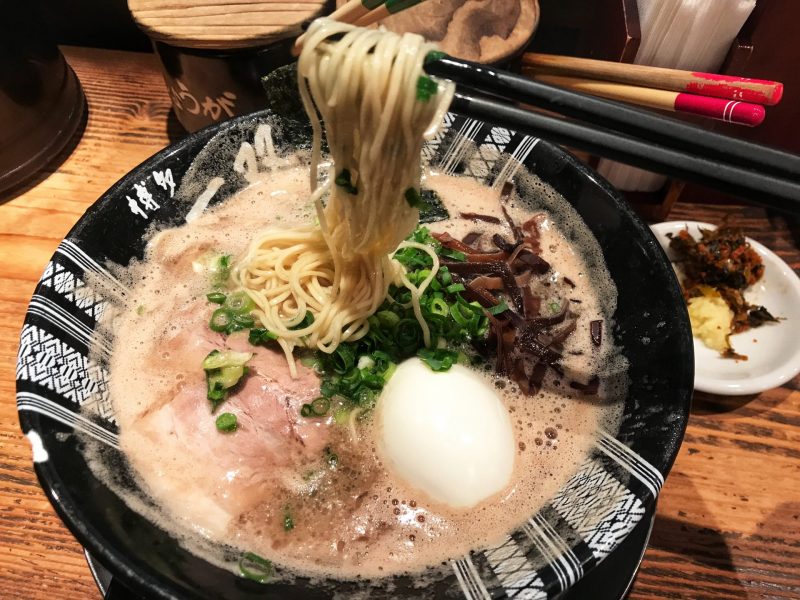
[{"xmin": 16, "ymin": 109, "xmax": 693, "ymax": 599}]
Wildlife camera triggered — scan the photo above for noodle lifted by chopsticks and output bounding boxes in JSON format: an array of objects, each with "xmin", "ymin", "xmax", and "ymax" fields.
[{"xmin": 234, "ymin": 20, "xmax": 453, "ymax": 374}]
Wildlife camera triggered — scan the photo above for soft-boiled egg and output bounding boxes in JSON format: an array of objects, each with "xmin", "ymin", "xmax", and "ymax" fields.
[{"xmin": 377, "ymin": 358, "xmax": 515, "ymax": 508}]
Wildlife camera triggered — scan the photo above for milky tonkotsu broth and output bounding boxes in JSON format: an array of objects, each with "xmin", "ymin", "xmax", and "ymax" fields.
[{"xmin": 91, "ymin": 163, "xmax": 624, "ymax": 581}]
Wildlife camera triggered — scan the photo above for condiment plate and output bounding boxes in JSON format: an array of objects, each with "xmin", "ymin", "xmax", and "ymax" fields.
[{"xmin": 651, "ymin": 221, "xmax": 800, "ymax": 396}]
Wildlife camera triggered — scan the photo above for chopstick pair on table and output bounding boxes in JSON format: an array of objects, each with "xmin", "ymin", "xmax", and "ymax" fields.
[
  {"xmin": 520, "ymin": 53, "xmax": 784, "ymax": 128},
  {"xmin": 295, "ymin": 0, "xmax": 800, "ymax": 214}
]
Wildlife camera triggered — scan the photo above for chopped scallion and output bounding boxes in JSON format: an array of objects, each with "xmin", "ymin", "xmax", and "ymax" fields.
[
  {"xmin": 202, "ymin": 349, "xmax": 252, "ymax": 371},
  {"xmin": 404, "ymin": 187, "xmax": 422, "ymax": 208},
  {"xmin": 417, "ymin": 347, "xmax": 459, "ymax": 372},
  {"xmin": 311, "ymin": 396, "xmax": 331, "ymax": 416},
  {"xmin": 203, "ymin": 350, "xmax": 251, "ymax": 409},
  {"xmin": 206, "ymin": 291, "xmax": 226, "ymax": 304},
  {"xmin": 300, "ymin": 403, "xmax": 313, "ymax": 418},
  {"xmin": 215, "ymin": 412, "xmax": 237, "ymax": 432},
  {"xmin": 232, "ymin": 313, "xmax": 255, "ymax": 328},
  {"xmin": 224, "ymin": 291, "xmax": 255, "ymax": 314},
  {"xmin": 239, "ymin": 552, "xmax": 272, "ymax": 583},
  {"xmin": 209, "ymin": 308, "xmax": 233, "ymax": 333},
  {"xmin": 424, "ymin": 50, "xmax": 447, "ymax": 65},
  {"xmin": 283, "ymin": 506, "xmax": 294, "ymax": 531},
  {"xmin": 290, "ymin": 311, "xmax": 315, "ymax": 331},
  {"xmin": 429, "ymin": 297, "xmax": 449, "ymax": 317},
  {"xmin": 441, "ymin": 248, "xmax": 467, "ymax": 261},
  {"xmin": 207, "ymin": 254, "xmax": 231, "ymax": 287},
  {"xmin": 487, "ymin": 300, "xmax": 510, "ymax": 316},
  {"xmin": 249, "ymin": 328, "xmax": 278, "ymax": 346},
  {"xmin": 331, "ymin": 344, "xmax": 355, "ymax": 374},
  {"xmin": 446, "ymin": 283, "xmax": 465, "ymax": 294},
  {"xmin": 416, "ymin": 75, "xmax": 438, "ymax": 102}
]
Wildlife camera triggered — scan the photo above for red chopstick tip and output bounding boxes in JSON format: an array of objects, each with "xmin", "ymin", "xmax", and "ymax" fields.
[
  {"xmin": 674, "ymin": 94, "xmax": 765, "ymax": 127},
  {"xmin": 686, "ymin": 73, "xmax": 784, "ymax": 105},
  {"xmin": 771, "ymin": 82, "xmax": 784, "ymax": 105},
  {"xmin": 731, "ymin": 102, "xmax": 766, "ymax": 127}
]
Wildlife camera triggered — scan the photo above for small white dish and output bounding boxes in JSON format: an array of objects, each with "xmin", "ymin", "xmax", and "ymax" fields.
[{"xmin": 651, "ymin": 221, "xmax": 800, "ymax": 396}]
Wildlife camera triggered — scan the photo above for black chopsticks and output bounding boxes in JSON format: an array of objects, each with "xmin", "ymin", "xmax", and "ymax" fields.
[{"xmin": 424, "ymin": 55, "xmax": 800, "ymax": 213}]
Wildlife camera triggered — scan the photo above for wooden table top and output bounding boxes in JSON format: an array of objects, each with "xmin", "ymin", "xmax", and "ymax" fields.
[{"xmin": 1, "ymin": 46, "xmax": 798, "ymax": 600}]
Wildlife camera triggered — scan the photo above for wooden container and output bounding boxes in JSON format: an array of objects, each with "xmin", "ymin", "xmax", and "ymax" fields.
[
  {"xmin": 0, "ymin": 3, "xmax": 86, "ymax": 197},
  {"xmin": 374, "ymin": 0, "xmax": 540, "ymax": 64},
  {"xmin": 128, "ymin": 0, "xmax": 330, "ymax": 132}
]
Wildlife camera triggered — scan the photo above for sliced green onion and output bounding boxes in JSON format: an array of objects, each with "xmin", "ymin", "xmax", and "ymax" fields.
[
  {"xmin": 300, "ymin": 355, "xmax": 320, "ymax": 368},
  {"xmin": 395, "ymin": 319, "xmax": 421, "ymax": 351},
  {"xmin": 290, "ymin": 311, "xmax": 315, "ymax": 330},
  {"xmin": 416, "ymin": 75, "xmax": 438, "ymax": 102},
  {"xmin": 207, "ymin": 381, "xmax": 226, "ymax": 407},
  {"xmin": 377, "ymin": 310, "xmax": 401, "ymax": 328},
  {"xmin": 300, "ymin": 404, "xmax": 313, "ymax": 418},
  {"xmin": 340, "ymin": 368, "xmax": 362, "ymax": 392},
  {"xmin": 333, "ymin": 407, "xmax": 350, "ymax": 425},
  {"xmin": 206, "ymin": 291, "xmax": 226, "ymax": 304},
  {"xmin": 404, "ymin": 187, "xmax": 422, "ymax": 208},
  {"xmin": 450, "ymin": 302, "xmax": 473, "ymax": 327},
  {"xmin": 215, "ymin": 412, "xmax": 237, "ymax": 432},
  {"xmin": 232, "ymin": 313, "xmax": 255, "ymax": 328},
  {"xmin": 224, "ymin": 291, "xmax": 255, "ymax": 314},
  {"xmin": 334, "ymin": 169, "xmax": 358, "ymax": 194},
  {"xmin": 424, "ymin": 50, "xmax": 447, "ymax": 65},
  {"xmin": 446, "ymin": 283, "xmax": 465, "ymax": 294},
  {"xmin": 439, "ymin": 265, "xmax": 452, "ymax": 286},
  {"xmin": 239, "ymin": 551, "xmax": 272, "ymax": 583},
  {"xmin": 355, "ymin": 387, "xmax": 377, "ymax": 408},
  {"xmin": 441, "ymin": 248, "xmax": 467, "ymax": 261},
  {"xmin": 202, "ymin": 349, "xmax": 252, "ymax": 371},
  {"xmin": 249, "ymin": 328, "xmax": 278, "ymax": 345},
  {"xmin": 311, "ymin": 396, "xmax": 331, "ymax": 416},
  {"xmin": 209, "ymin": 308, "xmax": 234, "ymax": 332},
  {"xmin": 549, "ymin": 301, "xmax": 561, "ymax": 314},
  {"xmin": 360, "ymin": 369, "xmax": 384, "ymax": 389},
  {"xmin": 204, "ymin": 350, "xmax": 251, "ymax": 408},
  {"xmin": 382, "ymin": 361, "xmax": 397, "ymax": 382},
  {"xmin": 487, "ymin": 300, "xmax": 510, "ymax": 316},
  {"xmin": 429, "ymin": 297, "xmax": 449, "ymax": 317},
  {"xmin": 331, "ymin": 344, "xmax": 355, "ymax": 374},
  {"xmin": 283, "ymin": 506, "xmax": 294, "ymax": 531},
  {"xmin": 417, "ymin": 347, "xmax": 459, "ymax": 372},
  {"xmin": 320, "ymin": 378, "xmax": 337, "ymax": 398},
  {"xmin": 208, "ymin": 365, "xmax": 246, "ymax": 390},
  {"xmin": 205, "ymin": 254, "xmax": 231, "ymax": 287}
]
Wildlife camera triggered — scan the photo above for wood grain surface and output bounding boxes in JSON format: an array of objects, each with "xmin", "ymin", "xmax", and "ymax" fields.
[
  {"xmin": 1, "ymin": 46, "xmax": 799, "ymax": 600},
  {"xmin": 128, "ymin": 0, "xmax": 328, "ymax": 49}
]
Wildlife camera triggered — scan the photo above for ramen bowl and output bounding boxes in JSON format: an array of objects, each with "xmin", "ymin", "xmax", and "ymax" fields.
[{"xmin": 16, "ymin": 109, "xmax": 693, "ymax": 599}]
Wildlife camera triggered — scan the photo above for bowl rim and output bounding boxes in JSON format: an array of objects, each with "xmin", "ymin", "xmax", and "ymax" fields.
[{"xmin": 17, "ymin": 108, "xmax": 693, "ymax": 599}]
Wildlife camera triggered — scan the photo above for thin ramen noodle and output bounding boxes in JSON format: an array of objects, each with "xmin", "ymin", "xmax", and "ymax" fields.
[{"xmin": 234, "ymin": 20, "xmax": 454, "ymax": 373}]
